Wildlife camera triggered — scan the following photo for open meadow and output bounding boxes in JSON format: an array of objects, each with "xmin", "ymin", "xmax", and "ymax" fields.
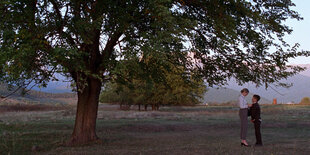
[{"xmin": 0, "ymin": 103, "xmax": 309, "ymax": 155}]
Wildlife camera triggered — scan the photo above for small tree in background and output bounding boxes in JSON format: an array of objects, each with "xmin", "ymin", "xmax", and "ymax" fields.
[{"xmin": 300, "ymin": 97, "xmax": 310, "ymax": 105}]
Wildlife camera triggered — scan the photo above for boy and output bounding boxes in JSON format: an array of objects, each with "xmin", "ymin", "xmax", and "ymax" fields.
[{"xmin": 250, "ymin": 94, "xmax": 263, "ymax": 146}]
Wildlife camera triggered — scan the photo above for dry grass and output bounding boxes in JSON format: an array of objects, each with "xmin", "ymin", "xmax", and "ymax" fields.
[
  {"xmin": 0, "ymin": 104, "xmax": 309, "ymax": 154},
  {"xmin": 0, "ymin": 104, "xmax": 70, "ymax": 113}
]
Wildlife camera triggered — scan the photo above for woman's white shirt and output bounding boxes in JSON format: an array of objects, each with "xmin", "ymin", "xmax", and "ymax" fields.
[{"xmin": 239, "ymin": 95, "xmax": 248, "ymax": 109}]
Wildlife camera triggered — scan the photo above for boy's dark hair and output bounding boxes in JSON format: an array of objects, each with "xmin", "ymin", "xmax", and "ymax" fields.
[
  {"xmin": 253, "ymin": 94, "xmax": 261, "ymax": 101},
  {"xmin": 240, "ymin": 88, "xmax": 249, "ymax": 93}
]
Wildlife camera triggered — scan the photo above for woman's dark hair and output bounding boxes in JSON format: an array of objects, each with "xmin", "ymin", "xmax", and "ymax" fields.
[
  {"xmin": 253, "ymin": 94, "xmax": 261, "ymax": 101},
  {"xmin": 240, "ymin": 88, "xmax": 249, "ymax": 93}
]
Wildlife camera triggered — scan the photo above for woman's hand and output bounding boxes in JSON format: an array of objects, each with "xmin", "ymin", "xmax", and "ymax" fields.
[{"xmin": 248, "ymin": 104, "xmax": 253, "ymax": 107}]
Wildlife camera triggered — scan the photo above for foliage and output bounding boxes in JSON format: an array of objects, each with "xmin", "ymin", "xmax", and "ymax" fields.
[
  {"xmin": 300, "ymin": 97, "xmax": 310, "ymax": 104},
  {"xmin": 0, "ymin": 0, "xmax": 309, "ymax": 91},
  {"xmin": 100, "ymin": 52, "xmax": 206, "ymax": 106}
]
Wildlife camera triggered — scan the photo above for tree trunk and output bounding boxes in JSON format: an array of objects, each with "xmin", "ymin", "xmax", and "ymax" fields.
[
  {"xmin": 156, "ymin": 104, "xmax": 159, "ymax": 110},
  {"xmin": 67, "ymin": 78, "xmax": 102, "ymax": 145},
  {"xmin": 138, "ymin": 104, "xmax": 141, "ymax": 111},
  {"xmin": 144, "ymin": 105, "xmax": 148, "ymax": 111}
]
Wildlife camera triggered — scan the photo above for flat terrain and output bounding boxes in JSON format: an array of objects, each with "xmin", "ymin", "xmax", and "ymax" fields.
[{"xmin": 0, "ymin": 103, "xmax": 310, "ymax": 155}]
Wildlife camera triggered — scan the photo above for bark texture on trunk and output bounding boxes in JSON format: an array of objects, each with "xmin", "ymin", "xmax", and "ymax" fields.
[{"xmin": 67, "ymin": 78, "xmax": 102, "ymax": 145}]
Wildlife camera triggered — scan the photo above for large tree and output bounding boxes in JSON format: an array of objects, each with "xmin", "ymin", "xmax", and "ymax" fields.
[{"xmin": 0, "ymin": 0, "xmax": 309, "ymax": 145}]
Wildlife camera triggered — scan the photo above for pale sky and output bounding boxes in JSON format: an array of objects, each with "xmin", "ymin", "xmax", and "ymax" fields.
[{"xmin": 285, "ymin": 0, "xmax": 310, "ymax": 64}]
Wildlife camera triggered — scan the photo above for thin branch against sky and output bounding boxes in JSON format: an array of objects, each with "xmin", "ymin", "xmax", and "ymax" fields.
[{"xmin": 285, "ymin": 0, "xmax": 310, "ymax": 64}]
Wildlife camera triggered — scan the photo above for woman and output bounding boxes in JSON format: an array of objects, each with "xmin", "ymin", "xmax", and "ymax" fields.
[{"xmin": 239, "ymin": 88, "xmax": 251, "ymax": 147}]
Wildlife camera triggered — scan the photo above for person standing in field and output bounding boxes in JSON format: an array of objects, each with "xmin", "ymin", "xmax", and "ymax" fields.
[
  {"xmin": 239, "ymin": 88, "xmax": 251, "ymax": 147},
  {"xmin": 250, "ymin": 94, "xmax": 263, "ymax": 146}
]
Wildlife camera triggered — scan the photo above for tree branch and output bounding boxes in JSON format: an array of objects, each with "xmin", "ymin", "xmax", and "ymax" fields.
[
  {"xmin": 0, "ymin": 79, "xmax": 34, "ymax": 101},
  {"xmin": 102, "ymin": 32, "xmax": 123, "ymax": 58},
  {"xmin": 49, "ymin": 0, "xmax": 77, "ymax": 46},
  {"xmin": 99, "ymin": 31, "xmax": 123, "ymax": 71}
]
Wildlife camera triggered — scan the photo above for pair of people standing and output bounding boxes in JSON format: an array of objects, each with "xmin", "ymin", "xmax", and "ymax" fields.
[{"xmin": 239, "ymin": 88, "xmax": 263, "ymax": 147}]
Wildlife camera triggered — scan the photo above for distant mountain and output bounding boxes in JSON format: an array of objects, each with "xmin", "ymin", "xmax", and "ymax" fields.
[
  {"xmin": 203, "ymin": 87, "xmax": 271, "ymax": 104},
  {"xmin": 224, "ymin": 64, "xmax": 310, "ymax": 103},
  {"xmin": 28, "ymin": 73, "xmax": 73, "ymax": 93},
  {"xmin": 0, "ymin": 83, "xmax": 76, "ymax": 104},
  {"xmin": 32, "ymin": 81, "xmax": 73, "ymax": 93},
  {"xmin": 3, "ymin": 64, "xmax": 309, "ymax": 104},
  {"xmin": 297, "ymin": 64, "xmax": 310, "ymax": 77}
]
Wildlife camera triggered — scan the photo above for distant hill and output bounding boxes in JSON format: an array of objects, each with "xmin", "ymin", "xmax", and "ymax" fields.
[
  {"xmin": 297, "ymin": 64, "xmax": 310, "ymax": 77},
  {"xmin": 31, "ymin": 81, "xmax": 73, "ymax": 93},
  {"xmin": 224, "ymin": 65, "xmax": 310, "ymax": 103},
  {"xmin": 0, "ymin": 83, "xmax": 76, "ymax": 104},
  {"xmin": 2, "ymin": 64, "xmax": 309, "ymax": 104},
  {"xmin": 203, "ymin": 87, "xmax": 271, "ymax": 104}
]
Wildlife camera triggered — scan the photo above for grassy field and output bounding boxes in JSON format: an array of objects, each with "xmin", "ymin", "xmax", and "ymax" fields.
[{"xmin": 0, "ymin": 103, "xmax": 310, "ymax": 155}]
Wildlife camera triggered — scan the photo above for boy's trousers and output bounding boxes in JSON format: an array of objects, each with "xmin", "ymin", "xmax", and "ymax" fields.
[{"xmin": 254, "ymin": 121, "xmax": 262, "ymax": 145}]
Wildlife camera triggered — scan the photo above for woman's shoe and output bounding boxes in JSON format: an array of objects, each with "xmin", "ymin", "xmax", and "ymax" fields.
[{"xmin": 241, "ymin": 143, "xmax": 251, "ymax": 147}]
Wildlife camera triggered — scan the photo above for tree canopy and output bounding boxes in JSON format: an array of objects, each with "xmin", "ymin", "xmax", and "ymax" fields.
[
  {"xmin": 0, "ymin": 0, "xmax": 309, "ymax": 145},
  {"xmin": 100, "ymin": 52, "xmax": 206, "ymax": 108},
  {"xmin": 300, "ymin": 97, "xmax": 310, "ymax": 105}
]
